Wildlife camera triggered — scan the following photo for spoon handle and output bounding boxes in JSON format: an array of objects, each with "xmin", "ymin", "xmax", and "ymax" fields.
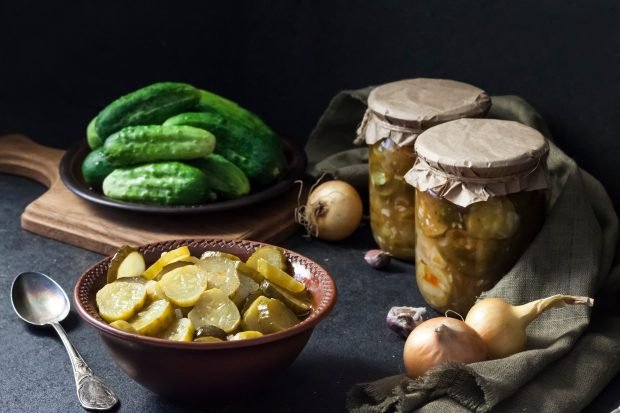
[{"xmin": 51, "ymin": 322, "xmax": 119, "ymax": 410}]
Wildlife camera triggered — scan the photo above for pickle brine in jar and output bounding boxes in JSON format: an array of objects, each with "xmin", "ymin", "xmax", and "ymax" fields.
[
  {"xmin": 356, "ymin": 78, "xmax": 491, "ymax": 261},
  {"xmin": 405, "ymin": 118, "xmax": 550, "ymax": 314}
]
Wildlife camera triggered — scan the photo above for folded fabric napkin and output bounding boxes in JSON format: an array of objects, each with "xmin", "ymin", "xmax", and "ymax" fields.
[{"xmin": 306, "ymin": 90, "xmax": 620, "ymax": 412}]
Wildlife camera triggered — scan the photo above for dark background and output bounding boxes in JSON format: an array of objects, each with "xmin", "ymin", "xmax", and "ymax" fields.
[
  {"xmin": 1, "ymin": 0, "xmax": 619, "ymax": 207},
  {"xmin": 1, "ymin": 2, "xmax": 620, "ymax": 411}
]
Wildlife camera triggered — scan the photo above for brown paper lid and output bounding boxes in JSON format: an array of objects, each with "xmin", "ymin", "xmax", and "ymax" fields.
[
  {"xmin": 404, "ymin": 118, "xmax": 549, "ymax": 207},
  {"xmin": 356, "ymin": 78, "xmax": 491, "ymax": 146}
]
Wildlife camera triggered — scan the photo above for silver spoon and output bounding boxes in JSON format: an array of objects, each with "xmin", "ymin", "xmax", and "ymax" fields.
[{"xmin": 11, "ymin": 271, "xmax": 118, "ymax": 410}]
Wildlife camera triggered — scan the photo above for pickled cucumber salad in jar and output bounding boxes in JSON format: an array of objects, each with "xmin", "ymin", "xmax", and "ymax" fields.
[
  {"xmin": 356, "ymin": 78, "xmax": 491, "ymax": 261},
  {"xmin": 404, "ymin": 118, "xmax": 550, "ymax": 315}
]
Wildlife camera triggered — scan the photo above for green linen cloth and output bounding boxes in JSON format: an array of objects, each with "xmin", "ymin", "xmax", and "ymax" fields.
[{"xmin": 306, "ymin": 90, "xmax": 620, "ymax": 412}]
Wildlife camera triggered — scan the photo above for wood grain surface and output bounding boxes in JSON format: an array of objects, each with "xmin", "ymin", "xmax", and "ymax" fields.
[{"xmin": 0, "ymin": 134, "xmax": 301, "ymax": 255}]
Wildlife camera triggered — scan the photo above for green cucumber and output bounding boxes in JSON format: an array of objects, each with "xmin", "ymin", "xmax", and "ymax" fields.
[
  {"xmin": 102, "ymin": 162, "xmax": 215, "ymax": 205},
  {"xmin": 95, "ymin": 82, "xmax": 201, "ymax": 140},
  {"xmin": 86, "ymin": 116, "xmax": 103, "ymax": 149},
  {"xmin": 197, "ymin": 89, "xmax": 275, "ymax": 137},
  {"xmin": 163, "ymin": 112, "xmax": 285, "ymax": 185},
  {"xmin": 188, "ymin": 154, "xmax": 250, "ymax": 199},
  {"xmin": 103, "ymin": 125, "xmax": 215, "ymax": 166},
  {"xmin": 81, "ymin": 146, "xmax": 118, "ymax": 188}
]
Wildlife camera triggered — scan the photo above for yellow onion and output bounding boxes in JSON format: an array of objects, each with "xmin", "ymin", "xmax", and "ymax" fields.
[
  {"xmin": 403, "ymin": 317, "xmax": 487, "ymax": 378},
  {"xmin": 295, "ymin": 180, "xmax": 363, "ymax": 241},
  {"xmin": 464, "ymin": 294, "xmax": 594, "ymax": 359}
]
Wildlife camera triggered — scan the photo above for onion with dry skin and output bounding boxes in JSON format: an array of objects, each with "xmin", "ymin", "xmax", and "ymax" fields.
[
  {"xmin": 464, "ymin": 294, "xmax": 594, "ymax": 359},
  {"xmin": 403, "ymin": 316, "xmax": 487, "ymax": 378},
  {"xmin": 295, "ymin": 180, "xmax": 363, "ymax": 241}
]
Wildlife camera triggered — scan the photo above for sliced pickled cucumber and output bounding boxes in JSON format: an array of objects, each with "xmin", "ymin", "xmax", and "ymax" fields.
[
  {"xmin": 107, "ymin": 245, "xmax": 144, "ymax": 283},
  {"xmin": 96, "ymin": 282, "xmax": 147, "ymax": 322},
  {"xmin": 200, "ymin": 250, "xmax": 241, "ymax": 261},
  {"xmin": 97, "ymin": 243, "xmax": 314, "ymax": 342},
  {"xmin": 236, "ymin": 261, "xmax": 265, "ymax": 283},
  {"xmin": 159, "ymin": 265, "xmax": 208, "ymax": 307},
  {"xmin": 187, "ymin": 288, "xmax": 241, "ymax": 334},
  {"xmin": 256, "ymin": 258, "xmax": 305, "ymax": 294},
  {"xmin": 117, "ymin": 251, "xmax": 146, "ymax": 280},
  {"xmin": 228, "ymin": 331, "xmax": 263, "ymax": 341},
  {"xmin": 465, "ymin": 197, "xmax": 520, "ymax": 240},
  {"xmin": 241, "ymin": 295, "xmax": 268, "ymax": 331},
  {"xmin": 435, "ymin": 228, "xmax": 505, "ymax": 277},
  {"xmin": 232, "ymin": 273, "xmax": 260, "ymax": 307},
  {"xmin": 193, "ymin": 336, "xmax": 223, "ymax": 343},
  {"xmin": 196, "ymin": 256, "xmax": 241, "ymax": 298},
  {"xmin": 130, "ymin": 299, "xmax": 175, "ymax": 336},
  {"xmin": 194, "ymin": 324, "xmax": 228, "ymax": 340},
  {"xmin": 114, "ymin": 276, "xmax": 148, "ymax": 285},
  {"xmin": 246, "ymin": 246, "xmax": 288, "ymax": 272},
  {"xmin": 259, "ymin": 297, "xmax": 300, "ymax": 333},
  {"xmin": 436, "ymin": 229, "xmax": 477, "ymax": 271},
  {"xmin": 416, "ymin": 191, "xmax": 463, "ymax": 238},
  {"xmin": 109, "ymin": 320, "xmax": 138, "ymax": 334},
  {"xmin": 370, "ymin": 171, "xmax": 390, "ymax": 195},
  {"xmin": 240, "ymin": 289, "xmax": 265, "ymax": 315},
  {"xmin": 259, "ymin": 280, "xmax": 312, "ymax": 315},
  {"xmin": 142, "ymin": 246, "xmax": 192, "ymax": 280},
  {"xmin": 159, "ymin": 318, "xmax": 194, "ymax": 342},
  {"xmin": 242, "ymin": 295, "xmax": 299, "ymax": 334},
  {"xmin": 144, "ymin": 280, "xmax": 166, "ymax": 302},
  {"xmin": 153, "ymin": 260, "xmax": 194, "ymax": 281}
]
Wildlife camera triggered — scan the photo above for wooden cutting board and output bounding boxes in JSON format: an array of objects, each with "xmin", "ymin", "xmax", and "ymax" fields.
[{"xmin": 0, "ymin": 134, "xmax": 302, "ymax": 256}]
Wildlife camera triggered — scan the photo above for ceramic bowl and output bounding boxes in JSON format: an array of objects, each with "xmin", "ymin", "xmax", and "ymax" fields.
[{"xmin": 74, "ymin": 238, "xmax": 337, "ymax": 402}]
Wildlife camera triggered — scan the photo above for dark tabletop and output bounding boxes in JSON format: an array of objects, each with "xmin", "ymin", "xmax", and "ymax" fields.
[{"xmin": 1, "ymin": 173, "xmax": 619, "ymax": 413}]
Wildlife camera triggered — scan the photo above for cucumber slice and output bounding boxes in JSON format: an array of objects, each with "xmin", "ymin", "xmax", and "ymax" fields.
[
  {"xmin": 159, "ymin": 265, "xmax": 208, "ymax": 307},
  {"xmin": 246, "ymin": 246, "xmax": 288, "ymax": 272},
  {"xmin": 107, "ymin": 245, "xmax": 144, "ymax": 283},
  {"xmin": 228, "ymin": 331, "xmax": 263, "ymax": 341},
  {"xmin": 256, "ymin": 258, "xmax": 305, "ymax": 294},
  {"xmin": 96, "ymin": 282, "xmax": 147, "ymax": 322},
  {"xmin": 159, "ymin": 318, "xmax": 194, "ymax": 342},
  {"xmin": 241, "ymin": 296, "xmax": 299, "ymax": 334},
  {"xmin": 196, "ymin": 256, "xmax": 241, "ymax": 298},
  {"xmin": 109, "ymin": 320, "xmax": 138, "ymax": 334},
  {"xmin": 130, "ymin": 299, "xmax": 174, "ymax": 336},
  {"xmin": 142, "ymin": 246, "xmax": 191, "ymax": 280},
  {"xmin": 188, "ymin": 289, "xmax": 241, "ymax": 334},
  {"xmin": 259, "ymin": 280, "xmax": 312, "ymax": 315}
]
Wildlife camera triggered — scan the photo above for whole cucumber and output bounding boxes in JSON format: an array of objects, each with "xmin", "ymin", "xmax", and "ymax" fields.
[
  {"xmin": 102, "ymin": 162, "xmax": 215, "ymax": 205},
  {"xmin": 86, "ymin": 116, "xmax": 103, "ymax": 149},
  {"xmin": 164, "ymin": 112, "xmax": 286, "ymax": 185},
  {"xmin": 197, "ymin": 89, "xmax": 275, "ymax": 137},
  {"xmin": 103, "ymin": 124, "xmax": 215, "ymax": 165},
  {"xmin": 81, "ymin": 146, "xmax": 118, "ymax": 188},
  {"xmin": 95, "ymin": 82, "xmax": 201, "ymax": 140},
  {"xmin": 188, "ymin": 154, "xmax": 250, "ymax": 199}
]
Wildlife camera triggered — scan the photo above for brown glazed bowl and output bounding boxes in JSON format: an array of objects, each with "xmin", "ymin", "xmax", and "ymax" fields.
[{"xmin": 74, "ymin": 238, "xmax": 337, "ymax": 403}]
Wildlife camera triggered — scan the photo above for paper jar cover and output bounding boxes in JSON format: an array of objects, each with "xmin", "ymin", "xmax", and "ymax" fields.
[
  {"xmin": 356, "ymin": 78, "xmax": 491, "ymax": 147},
  {"xmin": 404, "ymin": 118, "xmax": 550, "ymax": 207}
]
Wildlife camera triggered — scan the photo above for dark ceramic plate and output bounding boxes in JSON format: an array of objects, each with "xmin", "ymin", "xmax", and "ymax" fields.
[{"xmin": 59, "ymin": 138, "xmax": 306, "ymax": 214}]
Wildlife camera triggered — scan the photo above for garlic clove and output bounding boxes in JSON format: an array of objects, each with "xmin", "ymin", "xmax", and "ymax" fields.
[
  {"xmin": 364, "ymin": 249, "xmax": 391, "ymax": 269},
  {"xmin": 386, "ymin": 306, "xmax": 427, "ymax": 338}
]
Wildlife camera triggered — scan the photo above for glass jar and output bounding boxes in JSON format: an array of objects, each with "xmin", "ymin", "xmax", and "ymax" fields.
[
  {"xmin": 405, "ymin": 118, "xmax": 550, "ymax": 314},
  {"xmin": 357, "ymin": 78, "xmax": 491, "ymax": 261},
  {"xmin": 368, "ymin": 137, "xmax": 417, "ymax": 259},
  {"xmin": 415, "ymin": 189, "xmax": 546, "ymax": 314}
]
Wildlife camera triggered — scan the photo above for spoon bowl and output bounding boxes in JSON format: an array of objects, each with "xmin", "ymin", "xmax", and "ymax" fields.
[
  {"xmin": 10, "ymin": 271, "xmax": 118, "ymax": 411},
  {"xmin": 11, "ymin": 271, "xmax": 70, "ymax": 326}
]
